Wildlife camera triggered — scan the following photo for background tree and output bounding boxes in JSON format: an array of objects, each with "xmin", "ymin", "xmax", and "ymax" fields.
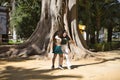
[
  {"xmin": 78, "ymin": 0, "xmax": 120, "ymax": 44},
  {"xmin": 103, "ymin": 0, "xmax": 120, "ymax": 42},
  {"xmin": 78, "ymin": 0, "xmax": 93, "ymax": 45},
  {"xmin": 10, "ymin": 0, "xmax": 41, "ymax": 39},
  {"xmin": 91, "ymin": 0, "xmax": 106, "ymax": 43}
]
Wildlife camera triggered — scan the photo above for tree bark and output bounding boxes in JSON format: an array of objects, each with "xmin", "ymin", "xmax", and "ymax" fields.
[
  {"xmin": 96, "ymin": 15, "xmax": 101, "ymax": 43},
  {"xmin": 107, "ymin": 27, "xmax": 113, "ymax": 42},
  {"xmin": 0, "ymin": 0, "xmax": 93, "ymax": 59}
]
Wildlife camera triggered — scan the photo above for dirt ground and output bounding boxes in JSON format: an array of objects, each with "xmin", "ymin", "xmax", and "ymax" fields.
[{"xmin": 0, "ymin": 50, "xmax": 120, "ymax": 80}]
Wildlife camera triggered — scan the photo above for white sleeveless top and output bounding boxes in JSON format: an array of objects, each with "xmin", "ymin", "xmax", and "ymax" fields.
[{"xmin": 55, "ymin": 35, "xmax": 62, "ymax": 46}]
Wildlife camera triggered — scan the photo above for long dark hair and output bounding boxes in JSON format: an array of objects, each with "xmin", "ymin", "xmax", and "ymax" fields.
[
  {"xmin": 53, "ymin": 30, "xmax": 62, "ymax": 45},
  {"xmin": 61, "ymin": 30, "xmax": 68, "ymax": 38}
]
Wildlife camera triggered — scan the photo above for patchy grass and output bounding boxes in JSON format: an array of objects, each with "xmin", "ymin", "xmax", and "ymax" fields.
[{"xmin": 8, "ymin": 39, "xmax": 24, "ymax": 45}]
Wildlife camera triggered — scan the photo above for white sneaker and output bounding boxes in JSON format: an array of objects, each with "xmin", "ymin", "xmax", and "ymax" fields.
[
  {"xmin": 67, "ymin": 66, "xmax": 71, "ymax": 70},
  {"xmin": 58, "ymin": 65, "xmax": 64, "ymax": 70}
]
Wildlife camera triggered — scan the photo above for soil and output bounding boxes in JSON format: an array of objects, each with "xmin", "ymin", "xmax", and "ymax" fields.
[{"xmin": 0, "ymin": 50, "xmax": 120, "ymax": 80}]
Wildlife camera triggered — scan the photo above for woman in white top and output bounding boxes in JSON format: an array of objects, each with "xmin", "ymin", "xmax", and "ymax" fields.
[{"xmin": 52, "ymin": 31, "xmax": 64, "ymax": 69}]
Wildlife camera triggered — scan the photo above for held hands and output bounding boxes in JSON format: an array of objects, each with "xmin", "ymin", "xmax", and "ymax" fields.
[{"xmin": 69, "ymin": 40, "xmax": 75, "ymax": 44}]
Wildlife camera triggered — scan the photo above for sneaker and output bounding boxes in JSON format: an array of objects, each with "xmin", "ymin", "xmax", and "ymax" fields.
[
  {"xmin": 51, "ymin": 65, "xmax": 55, "ymax": 69},
  {"xmin": 67, "ymin": 66, "xmax": 71, "ymax": 70},
  {"xmin": 58, "ymin": 65, "xmax": 64, "ymax": 70}
]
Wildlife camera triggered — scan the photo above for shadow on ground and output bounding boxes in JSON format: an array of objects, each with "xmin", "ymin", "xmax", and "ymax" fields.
[
  {"xmin": 0, "ymin": 66, "xmax": 82, "ymax": 80},
  {"xmin": 71, "ymin": 57, "xmax": 120, "ymax": 69},
  {"xmin": 0, "ymin": 57, "xmax": 34, "ymax": 65}
]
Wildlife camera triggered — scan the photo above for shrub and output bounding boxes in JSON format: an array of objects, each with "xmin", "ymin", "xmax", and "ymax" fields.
[{"xmin": 92, "ymin": 41, "xmax": 120, "ymax": 51}]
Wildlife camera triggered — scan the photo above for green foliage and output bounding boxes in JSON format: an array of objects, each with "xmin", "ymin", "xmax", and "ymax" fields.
[
  {"xmin": 111, "ymin": 41, "xmax": 120, "ymax": 49},
  {"xmin": 93, "ymin": 42, "xmax": 120, "ymax": 51},
  {"xmin": 10, "ymin": 0, "xmax": 41, "ymax": 39},
  {"xmin": 0, "ymin": 0, "xmax": 41, "ymax": 39},
  {"xmin": 8, "ymin": 39, "xmax": 23, "ymax": 45},
  {"xmin": 102, "ymin": 0, "xmax": 120, "ymax": 28},
  {"xmin": 78, "ymin": 0, "xmax": 120, "ymax": 44}
]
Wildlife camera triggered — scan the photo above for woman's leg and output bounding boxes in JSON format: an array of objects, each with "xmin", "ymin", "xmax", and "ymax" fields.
[
  {"xmin": 52, "ymin": 54, "xmax": 57, "ymax": 69},
  {"xmin": 64, "ymin": 46, "xmax": 71, "ymax": 69},
  {"xmin": 58, "ymin": 54, "xmax": 64, "ymax": 69},
  {"xmin": 64, "ymin": 54, "xmax": 71, "ymax": 69},
  {"xmin": 59, "ymin": 54, "xmax": 63, "ymax": 66}
]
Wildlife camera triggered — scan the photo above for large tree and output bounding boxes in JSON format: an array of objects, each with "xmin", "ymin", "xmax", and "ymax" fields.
[{"xmin": 0, "ymin": 0, "xmax": 93, "ymax": 59}]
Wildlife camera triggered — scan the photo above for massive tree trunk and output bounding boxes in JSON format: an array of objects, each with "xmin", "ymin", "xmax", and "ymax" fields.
[{"xmin": 0, "ymin": 0, "xmax": 93, "ymax": 59}]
